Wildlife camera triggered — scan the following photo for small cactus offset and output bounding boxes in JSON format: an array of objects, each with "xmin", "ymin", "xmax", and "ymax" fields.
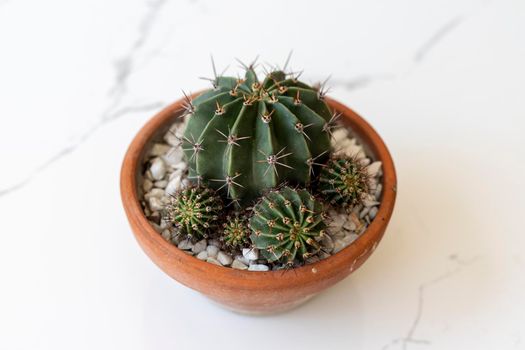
[
  {"xmin": 318, "ymin": 157, "xmax": 371, "ymax": 207},
  {"xmin": 220, "ymin": 215, "xmax": 250, "ymax": 250},
  {"xmin": 182, "ymin": 61, "xmax": 332, "ymax": 206},
  {"xmin": 165, "ymin": 186, "xmax": 223, "ymax": 239},
  {"xmin": 249, "ymin": 187, "xmax": 327, "ymax": 265}
]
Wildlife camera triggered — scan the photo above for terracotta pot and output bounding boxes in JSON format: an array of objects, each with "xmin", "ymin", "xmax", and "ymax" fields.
[{"xmin": 120, "ymin": 93, "xmax": 397, "ymax": 314}]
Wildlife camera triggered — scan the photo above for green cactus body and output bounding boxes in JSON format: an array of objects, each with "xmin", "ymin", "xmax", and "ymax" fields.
[
  {"xmin": 318, "ymin": 157, "xmax": 370, "ymax": 207},
  {"xmin": 182, "ymin": 68, "xmax": 332, "ymax": 206},
  {"xmin": 221, "ymin": 215, "xmax": 250, "ymax": 250},
  {"xmin": 165, "ymin": 186, "xmax": 223, "ymax": 239},
  {"xmin": 249, "ymin": 187, "xmax": 327, "ymax": 264}
]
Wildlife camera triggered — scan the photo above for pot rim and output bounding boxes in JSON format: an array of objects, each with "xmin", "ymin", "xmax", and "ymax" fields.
[{"xmin": 120, "ymin": 93, "xmax": 397, "ymax": 290}]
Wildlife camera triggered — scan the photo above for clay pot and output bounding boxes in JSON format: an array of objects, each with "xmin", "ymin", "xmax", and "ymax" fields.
[{"xmin": 120, "ymin": 94, "xmax": 397, "ymax": 314}]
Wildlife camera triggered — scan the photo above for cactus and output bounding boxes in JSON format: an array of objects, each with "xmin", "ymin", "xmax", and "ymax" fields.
[
  {"xmin": 182, "ymin": 63, "xmax": 333, "ymax": 206},
  {"xmin": 221, "ymin": 214, "xmax": 250, "ymax": 250},
  {"xmin": 249, "ymin": 186, "xmax": 327, "ymax": 264},
  {"xmin": 318, "ymin": 157, "xmax": 371, "ymax": 208},
  {"xmin": 165, "ymin": 186, "xmax": 223, "ymax": 239}
]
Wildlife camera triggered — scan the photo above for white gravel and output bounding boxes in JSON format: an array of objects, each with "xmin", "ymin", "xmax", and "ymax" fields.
[
  {"xmin": 139, "ymin": 120, "xmax": 383, "ymax": 270},
  {"xmin": 206, "ymin": 257, "xmax": 222, "ymax": 266},
  {"xmin": 206, "ymin": 245, "xmax": 219, "ymax": 259},
  {"xmin": 217, "ymin": 251, "xmax": 233, "ymax": 266},
  {"xmin": 242, "ymin": 248, "xmax": 259, "ymax": 261},
  {"xmin": 192, "ymin": 239, "xmax": 207, "ymax": 254},
  {"xmin": 150, "ymin": 157, "xmax": 166, "ymax": 180},
  {"xmin": 177, "ymin": 239, "xmax": 193, "ymax": 250},
  {"xmin": 196, "ymin": 251, "xmax": 208, "ymax": 260},
  {"xmin": 232, "ymin": 259, "xmax": 248, "ymax": 270},
  {"xmin": 248, "ymin": 264, "xmax": 270, "ymax": 272}
]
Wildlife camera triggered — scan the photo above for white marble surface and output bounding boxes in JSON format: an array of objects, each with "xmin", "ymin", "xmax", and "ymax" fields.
[{"xmin": 1, "ymin": 0, "xmax": 524, "ymax": 349}]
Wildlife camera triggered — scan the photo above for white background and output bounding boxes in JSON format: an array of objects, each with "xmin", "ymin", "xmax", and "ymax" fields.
[{"xmin": 1, "ymin": 0, "xmax": 524, "ymax": 349}]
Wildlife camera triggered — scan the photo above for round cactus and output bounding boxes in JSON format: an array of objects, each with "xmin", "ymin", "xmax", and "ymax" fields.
[
  {"xmin": 318, "ymin": 157, "xmax": 371, "ymax": 207},
  {"xmin": 165, "ymin": 186, "xmax": 223, "ymax": 239},
  {"xmin": 220, "ymin": 215, "xmax": 250, "ymax": 250},
  {"xmin": 249, "ymin": 186, "xmax": 327, "ymax": 264},
  {"xmin": 182, "ymin": 65, "xmax": 333, "ymax": 206}
]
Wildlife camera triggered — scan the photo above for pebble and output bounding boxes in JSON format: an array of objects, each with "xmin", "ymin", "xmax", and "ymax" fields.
[
  {"xmin": 347, "ymin": 145, "xmax": 365, "ymax": 159},
  {"xmin": 178, "ymin": 239, "xmax": 193, "ymax": 250},
  {"xmin": 172, "ymin": 162, "xmax": 188, "ymax": 171},
  {"xmin": 366, "ymin": 161, "xmax": 382, "ymax": 177},
  {"xmin": 360, "ymin": 157, "xmax": 371, "ymax": 166},
  {"xmin": 161, "ymin": 229, "xmax": 171, "ymax": 240},
  {"xmin": 150, "ymin": 158, "xmax": 167, "ymax": 180},
  {"xmin": 333, "ymin": 233, "xmax": 359, "ymax": 254},
  {"xmin": 321, "ymin": 234, "xmax": 334, "ymax": 253},
  {"xmin": 319, "ymin": 251, "xmax": 331, "ymax": 260},
  {"xmin": 165, "ymin": 177, "xmax": 181, "ymax": 195},
  {"xmin": 154, "ymin": 180, "xmax": 168, "ymax": 189},
  {"xmin": 231, "ymin": 259, "xmax": 248, "ymax": 270},
  {"xmin": 159, "ymin": 219, "xmax": 169, "ymax": 230},
  {"xmin": 169, "ymin": 170, "xmax": 183, "ymax": 181},
  {"xmin": 343, "ymin": 219, "xmax": 357, "ymax": 232},
  {"xmin": 336, "ymin": 138, "xmax": 354, "ymax": 150},
  {"xmin": 206, "ymin": 257, "xmax": 222, "ymax": 266},
  {"xmin": 333, "ymin": 233, "xmax": 360, "ymax": 254},
  {"xmin": 217, "ymin": 251, "xmax": 233, "ymax": 266},
  {"xmin": 333, "ymin": 240, "xmax": 346, "ymax": 254},
  {"xmin": 196, "ymin": 251, "xmax": 208, "ymax": 260},
  {"xmin": 148, "ymin": 197, "xmax": 164, "ymax": 211},
  {"xmin": 369, "ymin": 206, "xmax": 378, "ymax": 219},
  {"xmin": 192, "ymin": 239, "xmax": 207, "ymax": 254},
  {"xmin": 362, "ymin": 195, "xmax": 380, "ymax": 207},
  {"xmin": 235, "ymin": 255, "xmax": 250, "ymax": 265},
  {"xmin": 328, "ymin": 213, "xmax": 346, "ymax": 231},
  {"xmin": 242, "ymin": 248, "xmax": 259, "ymax": 261},
  {"xmin": 208, "ymin": 239, "xmax": 221, "ymax": 247},
  {"xmin": 343, "ymin": 233, "xmax": 359, "ymax": 246},
  {"xmin": 248, "ymin": 264, "xmax": 269, "ymax": 271},
  {"xmin": 171, "ymin": 234, "xmax": 182, "ymax": 245},
  {"xmin": 359, "ymin": 207, "xmax": 370, "ymax": 219},
  {"xmin": 142, "ymin": 179, "xmax": 153, "ymax": 192},
  {"xmin": 144, "ymin": 188, "xmax": 165, "ymax": 200},
  {"xmin": 149, "ymin": 221, "xmax": 162, "ymax": 233},
  {"xmin": 375, "ymin": 184, "xmax": 383, "ymax": 200},
  {"xmin": 162, "ymin": 147, "xmax": 184, "ymax": 166},
  {"xmin": 148, "ymin": 211, "xmax": 161, "ymax": 224},
  {"xmin": 306, "ymin": 256, "xmax": 320, "ymax": 264},
  {"xmin": 206, "ymin": 245, "xmax": 219, "ymax": 258},
  {"xmin": 164, "ymin": 128, "xmax": 182, "ymax": 147},
  {"xmin": 332, "ymin": 128, "xmax": 349, "ymax": 142},
  {"xmin": 149, "ymin": 143, "xmax": 171, "ymax": 157}
]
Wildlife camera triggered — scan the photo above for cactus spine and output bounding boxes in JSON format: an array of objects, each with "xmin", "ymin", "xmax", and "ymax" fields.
[
  {"xmin": 249, "ymin": 186, "xmax": 327, "ymax": 264},
  {"xmin": 182, "ymin": 66, "xmax": 332, "ymax": 206}
]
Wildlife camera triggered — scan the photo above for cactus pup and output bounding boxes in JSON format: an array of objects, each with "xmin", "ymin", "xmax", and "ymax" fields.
[
  {"xmin": 249, "ymin": 186, "xmax": 327, "ymax": 265},
  {"xmin": 165, "ymin": 186, "xmax": 223, "ymax": 239},
  {"xmin": 221, "ymin": 215, "xmax": 250, "ymax": 250},
  {"xmin": 318, "ymin": 157, "xmax": 371, "ymax": 207}
]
